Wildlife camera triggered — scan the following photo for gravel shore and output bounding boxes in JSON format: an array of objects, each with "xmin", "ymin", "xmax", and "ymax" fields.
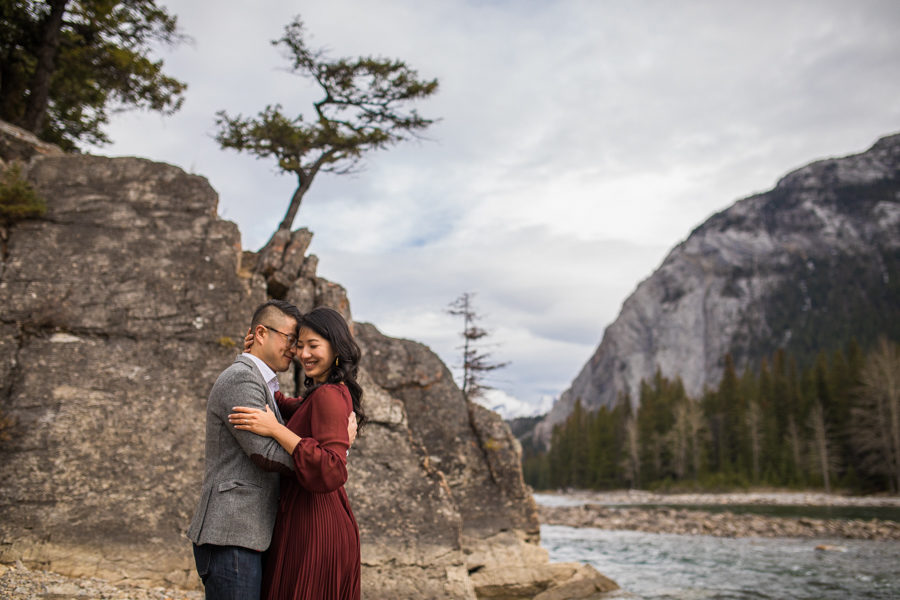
[
  {"xmin": 536, "ymin": 490, "xmax": 900, "ymax": 540},
  {"xmin": 536, "ymin": 489, "xmax": 900, "ymax": 507},
  {"xmin": 0, "ymin": 561, "xmax": 201, "ymax": 600}
]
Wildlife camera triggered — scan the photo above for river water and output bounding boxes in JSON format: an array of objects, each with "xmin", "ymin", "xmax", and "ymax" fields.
[{"xmin": 538, "ymin": 500, "xmax": 900, "ymax": 599}]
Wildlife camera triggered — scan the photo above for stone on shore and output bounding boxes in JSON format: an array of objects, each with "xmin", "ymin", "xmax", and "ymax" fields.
[{"xmin": 539, "ymin": 503, "xmax": 900, "ymax": 540}]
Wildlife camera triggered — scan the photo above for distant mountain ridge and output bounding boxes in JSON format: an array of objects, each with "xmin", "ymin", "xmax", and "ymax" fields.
[{"xmin": 535, "ymin": 133, "xmax": 900, "ymax": 446}]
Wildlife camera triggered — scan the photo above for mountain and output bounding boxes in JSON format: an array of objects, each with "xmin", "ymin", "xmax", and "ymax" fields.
[{"xmin": 535, "ymin": 133, "xmax": 900, "ymax": 446}]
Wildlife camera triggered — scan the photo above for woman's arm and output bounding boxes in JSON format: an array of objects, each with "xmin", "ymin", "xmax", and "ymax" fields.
[
  {"xmin": 229, "ymin": 405, "xmax": 301, "ymax": 454},
  {"xmin": 290, "ymin": 385, "xmax": 353, "ymax": 493},
  {"xmin": 229, "ymin": 403, "xmax": 358, "ymax": 451},
  {"xmin": 273, "ymin": 390, "xmax": 303, "ymax": 420}
]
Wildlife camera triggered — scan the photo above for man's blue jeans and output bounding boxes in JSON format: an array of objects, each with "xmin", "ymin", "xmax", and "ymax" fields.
[{"xmin": 193, "ymin": 543, "xmax": 262, "ymax": 600}]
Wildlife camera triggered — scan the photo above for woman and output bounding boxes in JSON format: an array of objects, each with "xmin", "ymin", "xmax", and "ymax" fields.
[{"xmin": 229, "ymin": 307, "xmax": 366, "ymax": 600}]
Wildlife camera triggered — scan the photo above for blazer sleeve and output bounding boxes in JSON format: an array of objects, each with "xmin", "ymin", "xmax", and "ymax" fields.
[
  {"xmin": 212, "ymin": 368, "xmax": 295, "ymax": 474},
  {"xmin": 289, "ymin": 385, "xmax": 351, "ymax": 493}
]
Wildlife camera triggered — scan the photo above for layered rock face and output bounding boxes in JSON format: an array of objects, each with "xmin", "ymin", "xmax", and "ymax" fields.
[
  {"xmin": 353, "ymin": 325, "xmax": 617, "ymax": 599},
  {"xmin": 0, "ymin": 125, "xmax": 616, "ymax": 598},
  {"xmin": 536, "ymin": 133, "xmax": 900, "ymax": 445},
  {"xmin": 0, "ymin": 154, "xmax": 259, "ymax": 584}
]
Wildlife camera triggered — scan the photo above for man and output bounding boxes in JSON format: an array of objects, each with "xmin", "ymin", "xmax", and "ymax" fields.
[{"xmin": 187, "ymin": 299, "xmax": 356, "ymax": 599}]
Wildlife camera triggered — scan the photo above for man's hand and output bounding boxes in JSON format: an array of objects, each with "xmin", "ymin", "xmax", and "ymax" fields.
[
  {"xmin": 348, "ymin": 412, "xmax": 358, "ymax": 446},
  {"xmin": 242, "ymin": 327, "xmax": 253, "ymax": 352}
]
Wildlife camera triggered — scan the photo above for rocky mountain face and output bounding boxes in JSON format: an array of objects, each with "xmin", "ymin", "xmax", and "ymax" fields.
[
  {"xmin": 536, "ymin": 133, "xmax": 900, "ymax": 446},
  {"xmin": 0, "ymin": 121, "xmax": 616, "ymax": 599}
]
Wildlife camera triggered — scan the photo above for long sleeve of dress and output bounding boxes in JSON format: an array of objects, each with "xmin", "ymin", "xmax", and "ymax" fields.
[
  {"xmin": 290, "ymin": 385, "xmax": 351, "ymax": 493},
  {"xmin": 274, "ymin": 390, "xmax": 303, "ymax": 420}
]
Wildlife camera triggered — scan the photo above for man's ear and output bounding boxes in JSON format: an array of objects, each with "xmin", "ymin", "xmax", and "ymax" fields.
[{"xmin": 253, "ymin": 324, "xmax": 267, "ymax": 343}]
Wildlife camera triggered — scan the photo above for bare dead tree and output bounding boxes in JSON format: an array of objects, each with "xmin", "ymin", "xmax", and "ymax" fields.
[
  {"xmin": 668, "ymin": 401, "xmax": 690, "ymax": 480},
  {"xmin": 685, "ymin": 397, "xmax": 706, "ymax": 479},
  {"xmin": 786, "ymin": 414, "xmax": 804, "ymax": 482},
  {"xmin": 668, "ymin": 396, "xmax": 706, "ymax": 480},
  {"xmin": 746, "ymin": 398, "xmax": 762, "ymax": 482},
  {"xmin": 807, "ymin": 400, "xmax": 836, "ymax": 493},
  {"xmin": 851, "ymin": 338, "xmax": 900, "ymax": 492},
  {"xmin": 622, "ymin": 414, "xmax": 641, "ymax": 488}
]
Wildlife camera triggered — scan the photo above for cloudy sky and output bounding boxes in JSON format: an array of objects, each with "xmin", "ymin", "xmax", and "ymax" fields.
[{"xmin": 93, "ymin": 0, "xmax": 900, "ymax": 417}]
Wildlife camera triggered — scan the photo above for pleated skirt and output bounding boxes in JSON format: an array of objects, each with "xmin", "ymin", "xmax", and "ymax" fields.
[{"xmin": 262, "ymin": 481, "xmax": 361, "ymax": 600}]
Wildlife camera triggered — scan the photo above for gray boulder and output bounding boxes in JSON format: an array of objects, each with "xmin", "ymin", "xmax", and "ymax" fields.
[{"xmin": 0, "ymin": 132, "xmax": 616, "ymax": 598}]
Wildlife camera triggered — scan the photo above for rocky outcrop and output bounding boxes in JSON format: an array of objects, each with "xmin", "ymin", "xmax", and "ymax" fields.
[
  {"xmin": 0, "ymin": 120, "xmax": 64, "ymax": 165},
  {"xmin": 536, "ymin": 133, "xmax": 900, "ymax": 445},
  {"xmin": 355, "ymin": 325, "xmax": 616, "ymax": 598},
  {"xmin": 0, "ymin": 128, "xmax": 617, "ymax": 597},
  {"xmin": 0, "ymin": 154, "xmax": 268, "ymax": 586}
]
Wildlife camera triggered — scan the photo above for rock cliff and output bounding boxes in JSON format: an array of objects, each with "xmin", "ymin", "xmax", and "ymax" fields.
[
  {"xmin": 0, "ymin": 121, "xmax": 616, "ymax": 599},
  {"xmin": 536, "ymin": 133, "xmax": 900, "ymax": 445}
]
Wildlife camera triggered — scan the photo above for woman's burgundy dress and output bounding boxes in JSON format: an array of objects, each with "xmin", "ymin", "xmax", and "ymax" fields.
[{"xmin": 264, "ymin": 384, "xmax": 360, "ymax": 600}]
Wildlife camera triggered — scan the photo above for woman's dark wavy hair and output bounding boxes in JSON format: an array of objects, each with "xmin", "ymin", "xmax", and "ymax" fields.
[{"xmin": 300, "ymin": 307, "xmax": 367, "ymax": 430}]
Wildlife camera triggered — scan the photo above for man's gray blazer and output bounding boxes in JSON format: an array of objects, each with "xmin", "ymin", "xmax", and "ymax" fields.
[{"xmin": 187, "ymin": 355, "xmax": 295, "ymax": 551}]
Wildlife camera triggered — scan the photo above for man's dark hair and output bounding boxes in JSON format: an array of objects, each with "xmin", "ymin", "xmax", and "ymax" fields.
[{"xmin": 250, "ymin": 300, "xmax": 301, "ymax": 331}]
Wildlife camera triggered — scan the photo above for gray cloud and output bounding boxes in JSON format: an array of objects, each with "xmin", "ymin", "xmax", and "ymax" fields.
[{"xmin": 96, "ymin": 0, "xmax": 900, "ymax": 415}]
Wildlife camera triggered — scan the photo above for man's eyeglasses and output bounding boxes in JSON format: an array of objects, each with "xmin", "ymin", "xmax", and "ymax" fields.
[{"xmin": 262, "ymin": 324, "xmax": 298, "ymax": 348}]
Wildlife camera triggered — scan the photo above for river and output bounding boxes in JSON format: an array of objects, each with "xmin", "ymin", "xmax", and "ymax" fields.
[{"xmin": 538, "ymin": 496, "xmax": 900, "ymax": 599}]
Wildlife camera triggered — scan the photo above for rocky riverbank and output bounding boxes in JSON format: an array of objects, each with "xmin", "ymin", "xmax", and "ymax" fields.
[
  {"xmin": 537, "ymin": 491, "xmax": 900, "ymax": 540},
  {"xmin": 0, "ymin": 561, "xmax": 202, "ymax": 600},
  {"xmin": 538, "ymin": 489, "xmax": 900, "ymax": 507}
]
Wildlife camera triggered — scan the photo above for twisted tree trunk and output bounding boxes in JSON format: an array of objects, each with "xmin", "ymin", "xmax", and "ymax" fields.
[{"xmin": 23, "ymin": 0, "xmax": 69, "ymax": 133}]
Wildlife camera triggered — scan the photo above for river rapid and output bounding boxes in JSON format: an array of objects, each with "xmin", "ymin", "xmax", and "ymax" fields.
[{"xmin": 538, "ymin": 493, "xmax": 900, "ymax": 599}]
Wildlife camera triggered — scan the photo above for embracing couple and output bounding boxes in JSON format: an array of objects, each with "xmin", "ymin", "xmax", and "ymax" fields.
[{"xmin": 187, "ymin": 300, "xmax": 365, "ymax": 600}]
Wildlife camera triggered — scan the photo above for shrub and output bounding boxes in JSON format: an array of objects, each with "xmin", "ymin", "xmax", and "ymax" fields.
[{"xmin": 0, "ymin": 163, "xmax": 46, "ymax": 224}]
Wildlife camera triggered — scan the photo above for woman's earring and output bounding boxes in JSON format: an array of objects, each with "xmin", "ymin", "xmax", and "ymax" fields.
[{"xmin": 335, "ymin": 356, "xmax": 340, "ymax": 367}]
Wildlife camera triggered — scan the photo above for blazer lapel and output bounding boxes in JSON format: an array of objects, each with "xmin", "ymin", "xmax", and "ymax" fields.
[{"xmin": 234, "ymin": 355, "xmax": 285, "ymax": 424}]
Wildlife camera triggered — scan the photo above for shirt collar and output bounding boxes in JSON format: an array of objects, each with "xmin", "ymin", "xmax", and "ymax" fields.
[{"xmin": 242, "ymin": 352, "xmax": 278, "ymax": 389}]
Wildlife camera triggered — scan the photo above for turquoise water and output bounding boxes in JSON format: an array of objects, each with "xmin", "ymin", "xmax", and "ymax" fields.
[{"xmin": 541, "ymin": 525, "xmax": 900, "ymax": 599}]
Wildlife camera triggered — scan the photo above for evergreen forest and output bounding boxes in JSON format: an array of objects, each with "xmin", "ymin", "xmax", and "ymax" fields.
[{"xmin": 522, "ymin": 338, "xmax": 900, "ymax": 494}]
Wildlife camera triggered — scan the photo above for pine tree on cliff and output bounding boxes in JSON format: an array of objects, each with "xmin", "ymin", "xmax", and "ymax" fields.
[
  {"xmin": 214, "ymin": 16, "xmax": 438, "ymax": 262},
  {"xmin": 446, "ymin": 292, "xmax": 508, "ymax": 402},
  {"xmin": 0, "ymin": 0, "xmax": 187, "ymax": 151}
]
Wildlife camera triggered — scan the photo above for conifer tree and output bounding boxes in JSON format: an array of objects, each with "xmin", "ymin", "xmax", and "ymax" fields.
[
  {"xmin": 785, "ymin": 357, "xmax": 806, "ymax": 483},
  {"xmin": 215, "ymin": 16, "xmax": 438, "ymax": 250},
  {"xmin": 446, "ymin": 292, "xmax": 508, "ymax": 402},
  {"xmin": 0, "ymin": 0, "xmax": 187, "ymax": 150},
  {"xmin": 520, "ymin": 340, "xmax": 900, "ymax": 493},
  {"xmin": 590, "ymin": 404, "xmax": 624, "ymax": 487}
]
